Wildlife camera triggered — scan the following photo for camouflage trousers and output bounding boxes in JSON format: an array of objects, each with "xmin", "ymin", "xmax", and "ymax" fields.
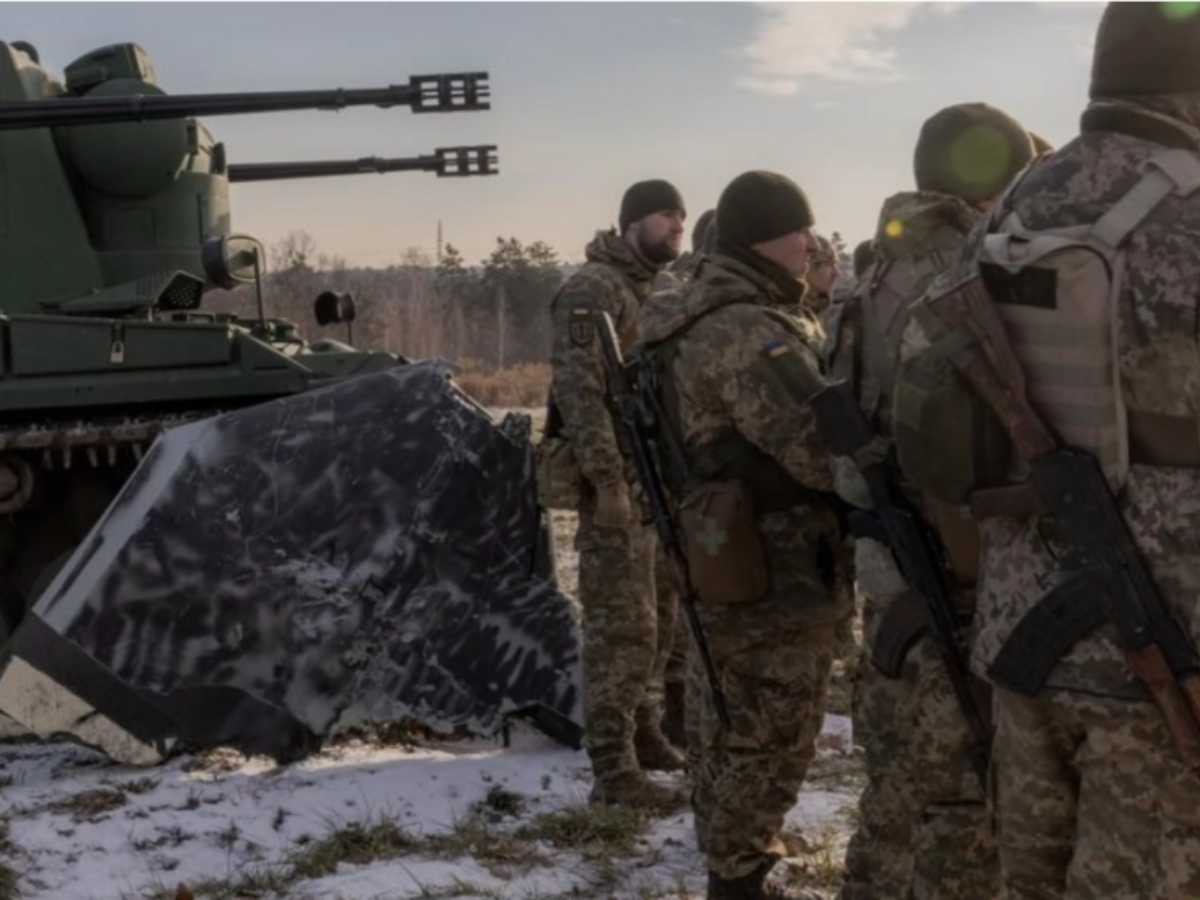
[
  {"xmin": 576, "ymin": 499, "xmax": 673, "ymax": 776},
  {"xmin": 839, "ymin": 593, "xmax": 999, "ymax": 900},
  {"xmin": 691, "ymin": 616, "xmax": 837, "ymax": 881},
  {"xmin": 993, "ymin": 687, "xmax": 1200, "ymax": 900},
  {"xmin": 832, "ymin": 541, "xmax": 860, "ymax": 662}
]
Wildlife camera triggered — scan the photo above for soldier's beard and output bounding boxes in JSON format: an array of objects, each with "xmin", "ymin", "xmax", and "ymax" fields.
[{"xmin": 637, "ymin": 235, "xmax": 681, "ymax": 265}]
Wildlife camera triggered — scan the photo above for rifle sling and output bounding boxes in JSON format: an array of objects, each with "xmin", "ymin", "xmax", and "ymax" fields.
[
  {"xmin": 649, "ymin": 300, "xmax": 833, "ymax": 516},
  {"xmin": 971, "ymin": 411, "xmax": 1200, "ymax": 520},
  {"xmin": 688, "ymin": 434, "xmax": 833, "ymax": 515},
  {"xmin": 987, "ymin": 568, "xmax": 1109, "ymax": 695}
]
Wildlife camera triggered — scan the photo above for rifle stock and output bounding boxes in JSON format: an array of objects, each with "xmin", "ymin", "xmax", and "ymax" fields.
[
  {"xmin": 592, "ymin": 311, "xmax": 732, "ymax": 731},
  {"xmin": 925, "ymin": 273, "xmax": 1200, "ymax": 774}
]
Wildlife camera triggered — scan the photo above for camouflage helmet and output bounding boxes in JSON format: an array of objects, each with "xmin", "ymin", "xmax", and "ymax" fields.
[
  {"xmin": 1091, "ymin": 2, "xmax": 1200, "ymax": 98},
  {"xmin": 913, "ymin": 102, "xmax": 1035, "ymax": 203}
]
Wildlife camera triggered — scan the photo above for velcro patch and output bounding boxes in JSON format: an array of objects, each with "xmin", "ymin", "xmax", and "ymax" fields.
[{"xmin": 569, "ymin": 308, "xmax": 595, "ymax": 347}]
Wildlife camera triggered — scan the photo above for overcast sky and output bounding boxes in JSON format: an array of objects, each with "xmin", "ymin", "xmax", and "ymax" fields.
[{"xmin": 4, "ymin": 1, "xmax": 1106, "ymax": 266}]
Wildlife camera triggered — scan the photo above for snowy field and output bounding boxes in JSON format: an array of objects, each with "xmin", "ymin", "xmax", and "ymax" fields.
[
  {"xmin": 0, "ymin": 405, "xmax": 864, "ymax": 899},
  {"xmin": 0, "ymin": 716, "xmax": 860, "ymax": 900}
]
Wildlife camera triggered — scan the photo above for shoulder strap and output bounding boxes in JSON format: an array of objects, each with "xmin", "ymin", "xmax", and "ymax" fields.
[
  {"xmin": 644, "ymin": 295, "xmax": 759, "ymax": 480},
  {"xmin": 1091, "ymin": 149, "xmax": 1200, "ymax": 250}
]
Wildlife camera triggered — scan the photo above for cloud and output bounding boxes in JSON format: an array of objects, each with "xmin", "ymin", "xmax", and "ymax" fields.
[{"xmin": 736, "ymin": 1, "xmax": 964, "ymax": 95}]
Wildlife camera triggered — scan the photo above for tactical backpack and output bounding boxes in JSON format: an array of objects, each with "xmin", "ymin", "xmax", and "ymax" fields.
[
  {"xmin": 827, "ymin": 218, "xmax": 989, "ymax": 581},
  {"xmin": 894, "ymin": 148, "xmax": 1200, "ymax": 510}
]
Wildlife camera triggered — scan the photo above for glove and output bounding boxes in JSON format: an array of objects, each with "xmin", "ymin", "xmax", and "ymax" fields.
[{"xmin": 594, "ymin": 483, "xmax": 632, "ymax": 529}]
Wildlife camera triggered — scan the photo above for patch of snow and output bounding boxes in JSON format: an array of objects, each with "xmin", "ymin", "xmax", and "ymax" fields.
[{"xmin": 0, "ymin": 716, "xmax": 858, "ymax": 900}]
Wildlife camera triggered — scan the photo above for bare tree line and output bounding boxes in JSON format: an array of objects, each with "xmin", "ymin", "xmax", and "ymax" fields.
[{"xmin": 205, "ymin": 230, "xmax": 568, "ymax": 370}]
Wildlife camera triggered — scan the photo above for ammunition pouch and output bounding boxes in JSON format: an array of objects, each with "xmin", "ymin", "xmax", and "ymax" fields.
[
  {"xmin": 533, "ymin": 396, "xmax": 584, "ymax": 511},
  {"xmin": 678, "ymin": 479, "xmax": 770, "ymax": 605},
  {"xmin": 869, "ymin": 591, "xmax": 930, "ymax": 678},
  {"xmin": 533, "ymin": 435, "xmax": 584, "ymax": 511}
]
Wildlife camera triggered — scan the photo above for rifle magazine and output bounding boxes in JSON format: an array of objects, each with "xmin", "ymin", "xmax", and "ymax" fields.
[{"xmin": 987, "ymin": 570, "xmax": 1109, "ymax": 695}]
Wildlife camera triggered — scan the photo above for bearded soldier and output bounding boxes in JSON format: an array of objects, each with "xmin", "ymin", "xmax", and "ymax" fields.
[{"xmin": 546, "ymin": 179, "xmax": 688, "ymax": 810}]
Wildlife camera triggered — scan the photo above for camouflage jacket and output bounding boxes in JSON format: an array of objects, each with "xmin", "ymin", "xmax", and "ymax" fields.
[
  {"xmin": 830, "ymin": 191, "xmax": 979, "ymax": 601},
  {"xmin": 905, "ymin": 99, "xmax": 1200, "ymax": 699},
  {"xmin": 549, "ymin": 229, "xmax": 660, "ymax": 493},
  {"xmin": 640, "ymin": 253, "xmax": 848, "ymax": 617}
]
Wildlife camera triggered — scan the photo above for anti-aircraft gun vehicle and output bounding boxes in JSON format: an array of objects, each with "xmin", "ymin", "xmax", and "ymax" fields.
[{"xmin": 0, "ymin": 40, "xmax": 582, "ymax": 765}]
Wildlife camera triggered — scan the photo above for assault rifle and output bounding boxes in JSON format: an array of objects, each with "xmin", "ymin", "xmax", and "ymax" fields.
[
  {"xmin": 593, "ymin": 311, "xmax": 732, "ymax": 731},
  {"xmin": 921, "ymin": 273, "xmax": 1200, "ymax": 774},
  {"xmin": 760, "ymin": 338, "xmax": 993, "ymax": 786}
]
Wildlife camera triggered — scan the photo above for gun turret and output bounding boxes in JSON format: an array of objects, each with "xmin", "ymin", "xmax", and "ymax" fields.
[
  {"xmin": 0, "ymin": 73, "xmax": 491, "ymax": 130},
  {"xmin": 229, "ymin": 146, "xmax": 499, "ymax": 183},
  {"xmin": 0, "ymin": 39, "xmax": 498, "ymax": 316}
]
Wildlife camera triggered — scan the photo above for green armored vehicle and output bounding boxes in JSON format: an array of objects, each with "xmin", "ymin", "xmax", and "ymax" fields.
[{"xmin": 0, "ymin": 39, "xmax": 500, "ymax": 639}]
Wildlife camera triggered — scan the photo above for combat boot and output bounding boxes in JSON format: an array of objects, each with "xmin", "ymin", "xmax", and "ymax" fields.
[
  {"xmin": 634, "ymin": 705, "xmax": 686, "ymax": 771},
  {"xmin": 588, "ymin": 766, "xmax": 687, "ymax": 814},
  {"xmin": 706, "ymin": 862, "xmax": 826, "ymax": 900}
]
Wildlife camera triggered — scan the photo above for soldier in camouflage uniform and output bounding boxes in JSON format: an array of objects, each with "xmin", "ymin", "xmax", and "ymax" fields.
[
  {"xmin": 639, "ymin": 171, "xmax": 849, "ymax": 900},
  {"xmin": 901, "ymin": 6, "xmax": 1200, "ymax": 897},
  {"xmin": 831, "ymin": 103, "xmax": 1035, "ymax": 900},
  {"xmin": 851, "ymin": 240, "xmax": 875, "ymax": 281},
  {"xmin": 658, "ymin": 207, "xmax": 717, "ymax": 752},
  {"xmin": 797, "ymin": 233, "xmax": 858, "ymax": 672},
  {"xmin": 668, "ymin": 207, "xmax": 716, "ymax": 281},
  {"xmin": 548, "ymin": 179, "xmax": 688, "ymax": 810},
  {"xmin": 802, "ymin": 233, "xmax": 841, "ymax": 324}
]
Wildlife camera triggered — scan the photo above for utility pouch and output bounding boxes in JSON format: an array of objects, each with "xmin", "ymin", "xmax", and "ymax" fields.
[
  {"xmin": 533, "ymin": 435, "xmax": 584, "ymax": 511},
  {"xmin": 679, "ymin": 479, "xmax": 770, "ymax": 604}
]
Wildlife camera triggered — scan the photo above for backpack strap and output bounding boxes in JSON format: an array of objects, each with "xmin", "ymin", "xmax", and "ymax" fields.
[{"xmin": 1091, "ymin": 149, "xmax": 1200, "ymax": 250}]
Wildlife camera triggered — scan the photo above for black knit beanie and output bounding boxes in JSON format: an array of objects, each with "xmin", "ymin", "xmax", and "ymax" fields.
[
  {"xmin": 853, "ymin": 240, "xmax": 876, "ymax": 279},
  {"xmin": 619, "ymin": 179, "xmax": 686, "ymax": 232},
  {"xmin": 715, "ymin": 171, "xmax": 814, "ymax": 248},
  {"xmin": 691, "ymin": 208, "xmax": 716, "ymax": 252},
  {"xmin": 1091, "ymin": 2, "xmax": 1200, "ymax": 97},
  {"xmin": 913, "ymin": 103, "xmax": 1034, "ymax": 203}
]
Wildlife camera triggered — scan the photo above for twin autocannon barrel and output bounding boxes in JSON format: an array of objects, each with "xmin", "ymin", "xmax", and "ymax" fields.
[
  {"xmin": 0, "ymin": 72, "xmax": 491, "ymax": 129},
  {"xmin": 228, "ymin": 147, "xmax": 499, "ymax": 182},
  {"xmin": 0, "ymin": 71, "xmax": 499, "ymax": 180}
]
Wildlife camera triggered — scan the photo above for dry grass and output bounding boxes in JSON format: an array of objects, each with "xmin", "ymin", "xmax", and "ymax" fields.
[
  {"xmin": 455, "ymin": 361, "xmax": 550, "ymax": 409},
  {"xmin": 135, "ymin": 790, "xmax": 659, "ymax": 900},
  {"xmin": 46, "ymin": 786, "xmax": 128, "ymax": 823}
]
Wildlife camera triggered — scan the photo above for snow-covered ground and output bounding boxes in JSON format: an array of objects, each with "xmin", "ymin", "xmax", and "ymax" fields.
[{"xmin": 0, "ymin": 715, "xmax": 860, "ymax": 900}]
